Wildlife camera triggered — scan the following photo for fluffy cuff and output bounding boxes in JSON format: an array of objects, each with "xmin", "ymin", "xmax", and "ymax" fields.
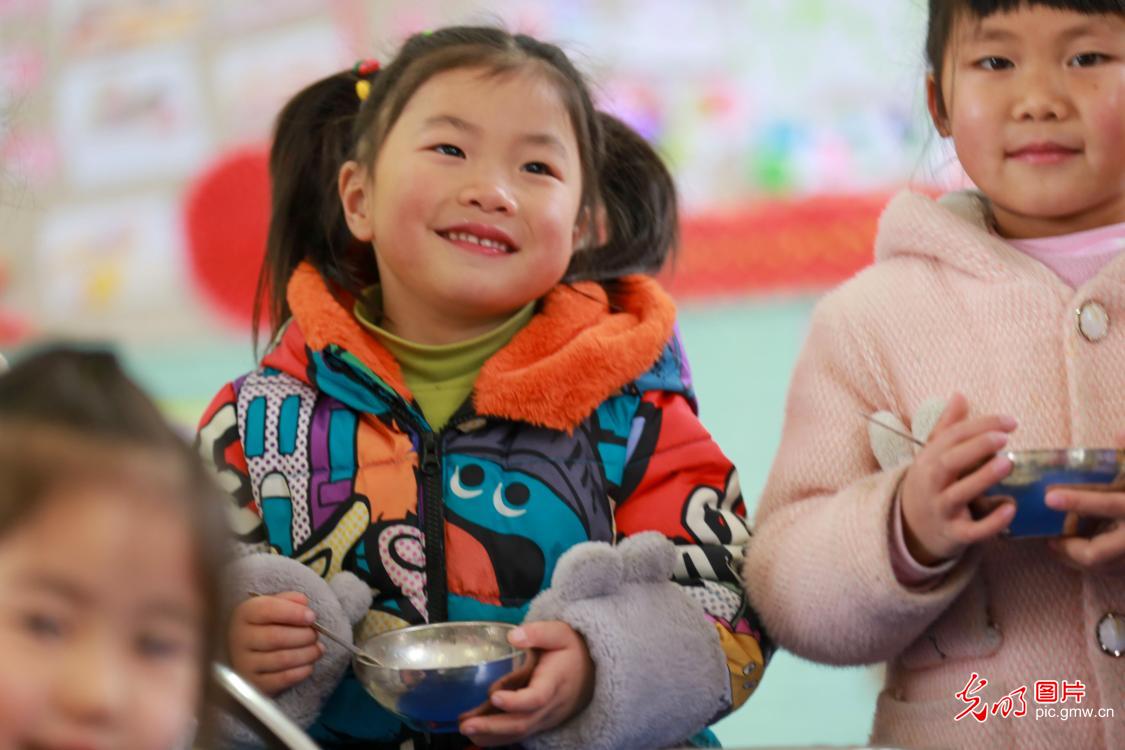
[
  {"xmin": 213, "ymin": 554, "xmax": 372, "ymax": 747},
  {"xmin": 523, "ymin": 532, "xmax": 729, "ymax": 750}
]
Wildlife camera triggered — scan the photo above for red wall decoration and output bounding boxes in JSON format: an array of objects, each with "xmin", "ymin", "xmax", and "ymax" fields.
[{"xmin": 183, "ymin": 148, "xmax": 271, "ymax": 326}]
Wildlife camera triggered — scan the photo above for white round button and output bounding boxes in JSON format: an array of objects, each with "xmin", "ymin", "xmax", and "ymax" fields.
[
  {"xmin": 1097, "ymin": 612, "xmax": 1124, "ymax": 657},
  {"xmin": 1077, "ymin": 301, "xmax": 1109, "ymax": 342}
]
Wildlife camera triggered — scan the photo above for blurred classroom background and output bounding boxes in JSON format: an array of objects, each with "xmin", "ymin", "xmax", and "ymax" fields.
[{"xmin": 0, "ymin": 1, "xmax": 969, "ymax": 746}]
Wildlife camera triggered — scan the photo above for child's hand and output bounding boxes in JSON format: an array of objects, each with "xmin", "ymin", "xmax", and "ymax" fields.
[
  {"xmin": 1045, "ymin": 431, "xmax": 1125, "ymax": 574},
  {"xmin": 459, "ymin": 621, "xmax": 595, "ymax": 747},
  {"xmin": 900, "ymin": 393, "xmax": 1018, "ymax": 565},
  {"xmin": 229, "ymin": 591, "xmax": 325, "ymax": 696}
]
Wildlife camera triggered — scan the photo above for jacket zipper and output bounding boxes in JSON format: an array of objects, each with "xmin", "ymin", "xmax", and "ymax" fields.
[
  {"xmin": 328, "ymin": 350, "xmax": 479, "ymax": 625},
  {"xmin": 418, "ymin": 430, "xmax": 447, "ymax": 623},
  {"xmin": 396, "ymin": 402, "xmax": 480, "ymax": 625},
  {"xmin": 327, "ymin": 350, "xmax": 448, "ymax": 624}
]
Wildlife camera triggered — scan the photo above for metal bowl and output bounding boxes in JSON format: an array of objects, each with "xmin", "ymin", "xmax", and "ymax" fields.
[
  {"xmin": 353, "ymin": 621, "xmax": 529, "ymax": 734},
  {"xmin": 980, "ymin": 448, "xmax": 1123, "ymax": 537}
]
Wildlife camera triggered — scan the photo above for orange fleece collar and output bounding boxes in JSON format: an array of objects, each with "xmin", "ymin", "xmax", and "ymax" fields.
[{"xmin": 286, "ymin": 262, "xmax": 677, "ymax": 431}]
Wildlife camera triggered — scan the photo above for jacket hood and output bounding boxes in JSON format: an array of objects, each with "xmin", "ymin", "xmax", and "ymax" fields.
[
  {"xmin": 263, "ymin": 262, "xmax": 683, "ymax": 431},
  {"xmin": 875, "ymin": 191, "xmax": 1062, "ymax": 285}
]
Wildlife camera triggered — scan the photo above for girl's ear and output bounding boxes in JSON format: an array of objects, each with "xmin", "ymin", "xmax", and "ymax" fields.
[
  {"xmin": 339, "ymin": 160, "xmax": 375, "ymax": 242},
  {"xmin": 926, "ymin": 74, "xmax": 952, "ymax": 137},
  {"xmin": 572, "ymin": 204, "xmax": 606, "ymax": 251}
]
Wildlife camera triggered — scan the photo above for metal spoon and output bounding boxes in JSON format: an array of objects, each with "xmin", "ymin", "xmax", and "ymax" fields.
[
  {"xmin": 212, "ymin": 663, "xmax": 321, "ymax": 750},
  {"xmin": 858, "ymin": 411, "xmax": 926, "ymax": 447},
  {"xmin": 248, "ymin": 590, "xmax": 383, "ymax": 667}
]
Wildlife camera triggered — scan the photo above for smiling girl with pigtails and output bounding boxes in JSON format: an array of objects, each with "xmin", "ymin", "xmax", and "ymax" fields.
[{"xmin": 198, "ymin": 26, "xmax": 769, "ymax": 749}]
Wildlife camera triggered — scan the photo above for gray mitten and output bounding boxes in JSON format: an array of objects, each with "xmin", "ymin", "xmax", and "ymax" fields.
[
  {"xmin": 523, "ymin": 532, "xmax": 729, "ymax": 750},
  {"xmin": 215, "ymin": 554, "xmax": 372, "ymax": 747}
]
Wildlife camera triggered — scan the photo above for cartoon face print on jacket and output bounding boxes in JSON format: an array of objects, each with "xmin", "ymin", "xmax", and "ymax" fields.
[{"xmin": 442, "ymin": 421, "xmax": 615, "ymax": 622}]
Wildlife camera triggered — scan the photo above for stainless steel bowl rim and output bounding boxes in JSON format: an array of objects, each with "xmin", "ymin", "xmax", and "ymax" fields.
[
  {"xmin": 355, "ymin": 620, "xmax": 524, "ymax": 673},
  {"xmin": 999, "ymin": 448, "xmax": 1123, "ymax": 464}
]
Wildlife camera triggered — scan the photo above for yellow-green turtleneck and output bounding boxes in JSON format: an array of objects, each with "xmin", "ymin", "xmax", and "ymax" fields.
[{"xmin": 354, "ymin": 288, "xmax": 535, "ymax": 431}]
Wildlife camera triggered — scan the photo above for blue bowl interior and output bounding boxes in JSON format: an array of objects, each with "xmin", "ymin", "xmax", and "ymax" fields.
[
  {"xmin": 983, "ymin": 449, "xmax": 1122, "ymax": 537},
  {"xmin": 393, "ymin": 654, "xmax": 523, "ymax": 732}
]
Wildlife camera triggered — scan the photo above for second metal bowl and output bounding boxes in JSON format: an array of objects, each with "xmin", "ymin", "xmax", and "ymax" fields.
[{"xmin": 981, "ymin": 448, "xmax": 1123, "ymax": 537}]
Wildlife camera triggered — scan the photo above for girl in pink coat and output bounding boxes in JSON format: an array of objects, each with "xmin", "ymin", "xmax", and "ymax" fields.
[{"xmin": 746, "ymin": 2, "xmax": 1125, "ymax": 748}]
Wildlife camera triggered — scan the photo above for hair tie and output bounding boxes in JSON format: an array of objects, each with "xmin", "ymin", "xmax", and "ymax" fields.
[
  {"xmin": 354, "ymin": 58, "xmax": 380, "ymax": 76},
  {"xmin": 353, "ymin": 58, "xmax": 380, "ymax": 102}
]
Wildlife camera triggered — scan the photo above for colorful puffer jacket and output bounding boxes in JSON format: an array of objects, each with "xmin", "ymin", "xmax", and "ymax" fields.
[{"xmin": 199, "ymin": 262, "xmax": 770, "ymax": 747}]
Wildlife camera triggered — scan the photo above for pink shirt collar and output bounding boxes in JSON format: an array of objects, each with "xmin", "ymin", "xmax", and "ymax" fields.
[{"xmin": 1007, "ymin": 221, "xmax": 1125, "ymax": 288}]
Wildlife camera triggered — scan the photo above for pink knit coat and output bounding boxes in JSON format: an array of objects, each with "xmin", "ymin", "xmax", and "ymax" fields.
[{"xmin": 745, "ymin": 191, "xmax": 1124, "ymax": 749}]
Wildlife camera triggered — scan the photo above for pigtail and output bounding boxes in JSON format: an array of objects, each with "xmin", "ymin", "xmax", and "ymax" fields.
[
  {"xmin": 566, "ymin": 112, "xmax": 679, "ymax": 282},
  {"xmin": 252, "ymin": 68, "xmax": 380, "ymax": 348}
]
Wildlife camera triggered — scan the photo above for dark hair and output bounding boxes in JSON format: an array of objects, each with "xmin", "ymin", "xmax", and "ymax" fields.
[
  {"xmin": 0, "ymin": 347, "xmax": 229, "ymax": 739},
  {"xmin": 926, "ymin": 0, "xmax": 1125, "ymax": 119},
  {"xmin": 254, "ymin": 25, "xmax": 678, "ymax": 343}
]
